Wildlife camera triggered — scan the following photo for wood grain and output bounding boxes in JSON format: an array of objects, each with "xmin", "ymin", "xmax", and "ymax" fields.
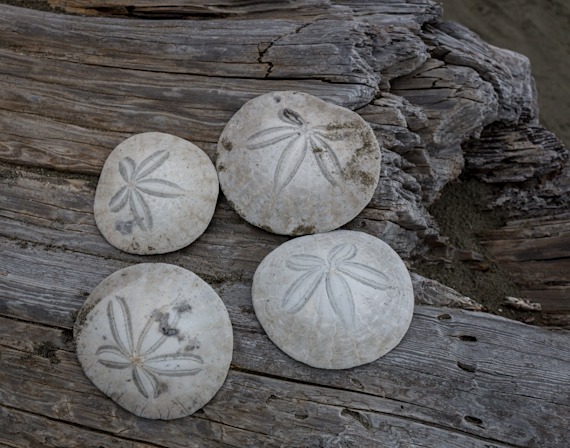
[
  {"xmin": 0, "ymin": 4, "xmax": 433, "ymax": 174},
  {"xmin": 0, "ymin": 164, "xmax": 476, "ymax": 311},
  {"xmin": 0, "ymin": 1, "xmax": 568, "ymax": 445},
  {"xmin": 478, "ymin": 215, "xmax": 570, "ymax": 314},
  {"xmin": 0, "ymin": 172, "xmax": 568, "ymax": 444},
  {"xmin": 42, "ymin": 0, "xmax": 443, "ymax": 30},
  {"xmin": 2, "ymin": 306, "xmax": 569, "ymax": 447},
  {"xmin": 0, "ymin": 406, "xmax": 160, "ymax": 448}
]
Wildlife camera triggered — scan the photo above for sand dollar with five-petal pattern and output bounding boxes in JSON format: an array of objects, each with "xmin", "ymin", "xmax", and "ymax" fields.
[
  {"xmin": 94, "ymin": 132, "xmax": 218, "ymax": 255},
  {"xmin": 252, "ymin": 230, "xmax": 414, "ymax": 369},
  {"xmin": 74, "ymin": 263, "xmax": 233, "ymax": 419},
  {"xmin": 216, "ymin": 91, "xmax": 381, "ymax": 236}
]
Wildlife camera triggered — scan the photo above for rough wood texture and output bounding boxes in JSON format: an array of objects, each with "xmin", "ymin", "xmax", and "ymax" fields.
[
  {"xmin": 410, "ymin": 272, "xmax": 482, "ymax": 310},
  {"xmin": 0, "ymin": 1, "xmax": 569, "ymax": 444},
  {"xmin": 0, "ymin": 406, "xmax": 158, "ymax": 448},
  {"xmin": 44, "ymin": 0, "xmax": 443, "ymax": 31},
  {"xmin": 0, "ymin": 165, "xmax": 471, "ymax": 313},
  {"xmin": 391, "ymin": 58, "xmax": 498, "ymax": 201},
  {"xmin": 478, "ymin": 213, "xmax": 570, "ymax": 323},
  {"xmin": 2, "ymin": 284, "xmax": 570, "ymax": 447},
  {"xmin": 463, "ymin": 109, "xmax": 570, "ymax": 319},
  {"xmin": 464, "ymin": 119, "xmax": 568, "ymax": 183},
  {"xmin": 0, "ymin": 157, "xmax": 569, "ymax": 447},
  {"xmin": 421, "ymin": 20, "xmax": 539, "ymax": 125},
  {"xmin": 0, "ymin": 0, "xmax": 549, "ymax": 264}
]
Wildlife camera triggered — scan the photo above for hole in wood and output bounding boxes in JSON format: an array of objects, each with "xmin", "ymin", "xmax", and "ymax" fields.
[
  {"xmin": 459, "ymin": 335, "xmax": 477, "ymax": 342},
  {"xmin": 350, "ymin": 378, "xmax": 364, "ymax": 389},
  {"xmin": 457, "ymin": 361, "xmax": 477, "ymax": 373},
  {"xmin": 464, "ymin": 416, "xmax": 483, "ymax": 427},
  {"xmin": 437, "ymin": 314, "xmax": 451, "ymax": 320},
  {"xmin": 341, "ymin": 409, "xmax": 372, "ymax": 430},
  {"xmin": 295, "ymin": 413, "xmax": 309, "ymax": 420}
]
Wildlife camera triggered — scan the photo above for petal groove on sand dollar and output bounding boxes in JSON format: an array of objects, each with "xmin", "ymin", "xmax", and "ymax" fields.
[
  {"xmin": 74, "ymin": 264, "xmax": 233, "ymax": 420},
  {"xmin": 216, "ymin": 92, "xmax": 381, "ymax": 235},
  {"xmin": 252, "ymin": 230, "xmax": 414, "ymax": 369},
  {"xmin": 94, "ymin": 132, "xmax": 218, "ymax": 255}
]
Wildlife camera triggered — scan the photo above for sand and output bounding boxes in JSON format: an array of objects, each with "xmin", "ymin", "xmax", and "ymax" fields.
[{"xmin": 439, "ymin": 0, "xmax": 570, "ymax": 149}]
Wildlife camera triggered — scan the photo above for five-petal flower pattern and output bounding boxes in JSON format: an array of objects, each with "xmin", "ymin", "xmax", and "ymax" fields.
[
  {"xmin": 245, "ymin": 108, "xmax": 347, "ymax": 194},
  {"xmin": 96, "ymin": 297, "xmax": 203, "ymax": 399},
  {"xmin": 109, "ymin": 150, "xmax": 185, "ymax": 232},
  {"xmin": 283, "ymin": 243, "xmax": 390, "ymax": 327}
]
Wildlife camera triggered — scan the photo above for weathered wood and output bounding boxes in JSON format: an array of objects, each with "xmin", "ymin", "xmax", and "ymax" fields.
[
  {"xmin": 0, "ymin": 169, "xmax": 568, "ymax": 444},
  {"xmin": 0, "ymin": 1, "xmax": 569, "ymax": 444},
  {"xmin": 1, "ymin": 7, "xmax": 413, "ymax": 86},
  {"xmin": 464, "ymin": 123, "xmax": 568, "ymax": 183},
  {"xmin": 521, "ymin": 286, "xmax": 570, "ymax": 313},
  {"xmin": 0, "ymin": 347, "xmax": 514, "ymax": 448},
  {"xmin": 0, "ymin": 50, "xmax": 372, "ymax": 173},
  {"xmin": 410, "ymin": 272, "xmax": 482, "ymax": 310},
  {"xmin": 477, "ymin": 214, "xmax": 570, "ymax": 317},
  {"xmin": 42, "ymin": 0, "xmax": 443, "ymax": 32},
  {"xmin": 0, "ymin": 2, "xmax": 546, "ymax": 266},
  {"xmin": 0, "ymin": 406, "xmax": 159, "ymax": 448},
  {"xmin": 391, "ymin": 58, "xmax": 498, "ymax": 201},
  {"xmin": 0, "ymin": 166, "xmax": 477, "ymax": 326},
  {"xmin": 460, "ymin": 100, "xmax": 570, "ymax": 317},
  {"xmin": 2, "ymin": 305, "xmax": 570, "ymax": 447},
  {"xmin": 1, "ymin": 176, "xmax": 569, "ymax": 446},
  {"xmin": 0, "ymin": 4, "xmax": 431, "ymax": 173},
  {"xmin": 480, "ymin": 232, "xmax": 570, "ymax": 263},
  {"xmin": 421, "ymin": 20, "xmax": 539, "ymax": 125},
  {"xmin": 0, "ymin": 147, "xmax": 438, "ymax": 263}
]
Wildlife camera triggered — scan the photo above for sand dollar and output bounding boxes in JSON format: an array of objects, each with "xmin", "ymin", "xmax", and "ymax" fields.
[
  {"xmin": 94, "ymin": 132, "xmax": 218, "ymax": 255},
  {"xmin": 74, "ymin": 263, "xmax": 233, "ymax": 420},
  {"xmin": 252, "ymin": 230, "xmax": 414, "ymax": 369},
  {"xmin": 216, "ymin": 91, "xmax": 381, "ymax": 236}
]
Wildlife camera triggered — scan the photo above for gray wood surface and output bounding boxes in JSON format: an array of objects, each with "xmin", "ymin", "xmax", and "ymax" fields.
[
  {"xmin": 1, "ymin": 165, "xmax": 569, "ymax": 447},
  {"xmin": 0, "ymin": 1, "xmax": 569, "ymax": 445}
]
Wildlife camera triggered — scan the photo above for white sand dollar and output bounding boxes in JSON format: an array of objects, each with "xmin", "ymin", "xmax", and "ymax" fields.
[
  {"xmin": 74, "ymin": 263, "xmax": 233, "ymax": 420},
  {"xmin": 94, "ymin": 132, "xmax": 218, "ymax": 255},
  {"xmin": 252, "ymin": 230, "xmax": 414, "ymax": 369},
  {"xmin": 217, "ymin": 91, "xmax": 381, "ymax": 235}
]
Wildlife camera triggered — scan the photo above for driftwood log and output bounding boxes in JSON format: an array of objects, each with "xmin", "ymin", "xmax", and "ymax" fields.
[{"xmin": 0, "ymin": 0, "xmax": 569, "ymax": 446}]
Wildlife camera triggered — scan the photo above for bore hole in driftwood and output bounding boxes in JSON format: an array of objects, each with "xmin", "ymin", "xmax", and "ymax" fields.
[
  {"xmin": 464, "ymin": 416, "xmax": 483, "ymax": 427},
  {"xmin": 459, "ymin": 335, "xmax": 477, "ymax": 342},
  {"xmin": 457, "ymin": 361, "xmax": 477, "ymax": 373},
  {"xmin": 295, "ymin": 413, "xmax": 308, "ymax": 420},
  {"xmin": 437, "ymin": 314, "xmax": 451, "ymax": 320},
  {"xmin": 360, "ymin": 221, "xmax": 366, "ymax": 227},
  {"xmin": 341, "ymin": 409, "xmax": 372, "ymax": 430},
  {"xmin": 61, "ymin": 329, "xmax": 73, "ymax": 344},
  {"xmin": 350, "ymin": 378, "xmax": 364, "ymax": 389}
]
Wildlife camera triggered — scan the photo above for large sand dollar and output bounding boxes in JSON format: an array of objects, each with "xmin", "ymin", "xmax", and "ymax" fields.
[
  {"xmin": 74, "ymin": 263, "xmax": 233, "ymax": 420},
  {"xmin": 94, "ymin": 132, "xmax": 218, "ymax": 255},
  {"xmin": 252, "ymin": 230, "xmax": 414, "ymax": 369},
  {"xmin": 216, "ymin": 91, "xmax": 381, "ymax": 235}
]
